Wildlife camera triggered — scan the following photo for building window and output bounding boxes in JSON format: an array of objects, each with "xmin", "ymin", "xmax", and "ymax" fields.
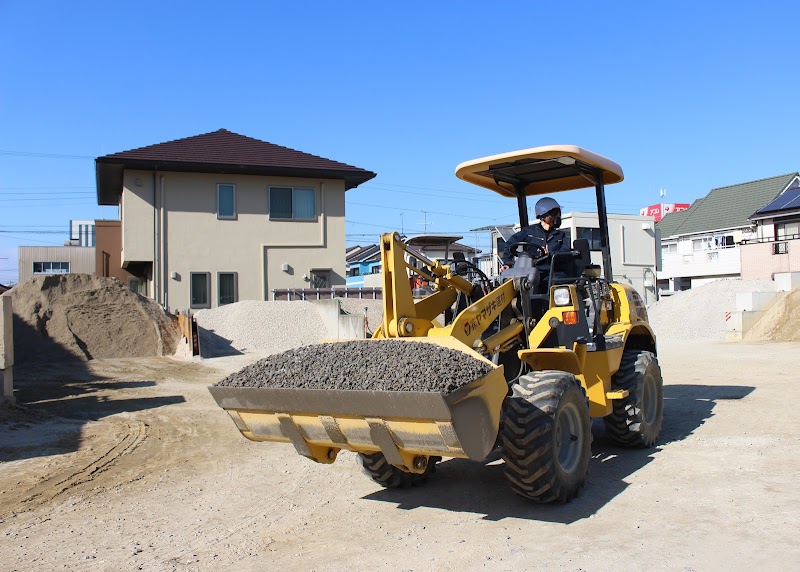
[
  {"xmin": 776, "ymin": 221, "xmax": 799, "ymax": 240},
  {"xmin": 773, "ymin": 242, "xmax": 789, "ymax": 255},
  {"xmin": 662, "ymin": 243, "xmax": 677, "ymax": 255},
  {"xmin": 310, "ymin": 270, "xmax": 329, "ymax": 288},
  {"xmin": 269, "ymin": 187, "xmax": 316, "ymax": 220},
  {"xmin": 218, "ymin": 272, "xmax": 237, "ymax": 305},
  {"xmin": 692, "ymin": 239, "xmax": 705, "ymax": 252},
  {"xmin": 370, "ymin": 265, "xmax": 382, "ymax": 274},
  {"xmin": 577, "ymin": 227, "xmax": 603, "ymax": 250},
  {"xmin": 347, "ymin": 267, "xmax": 361, "ymax": 277},
  {"xmin": 129, "ymin": 277, "xmax": 146, "ymax": 296},
  {"xmin": 190, "ymin": 272, "xmax": 211, "ymax": 308},
  {"xmin": 217, "ymin": 184, "xmax": 236, "ymax": 219},
  {"xmin": 33, "ymin": 261, "xmax": 70, "ymax": 275}
]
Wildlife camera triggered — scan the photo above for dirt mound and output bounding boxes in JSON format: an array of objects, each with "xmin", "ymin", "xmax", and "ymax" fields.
[
  {"xmin": 7, "ymin": 274, "xmax": 180, "ymax": 363},
  {"xmin": 744, "ymin": 287, "xmax": 800, "ymax": 342}
]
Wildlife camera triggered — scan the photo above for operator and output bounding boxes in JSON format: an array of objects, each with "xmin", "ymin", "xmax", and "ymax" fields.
[{"xmin": 500, "ymin": 197, "xmax": 570, "ymax": 286}]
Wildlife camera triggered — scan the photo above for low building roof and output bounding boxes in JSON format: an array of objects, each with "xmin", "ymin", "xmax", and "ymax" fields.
[
  {"xmin": 656, "ymin": 174, "xmax": 796, "ymax": 238},
  {"xmin": 96, "ymin": 129, "xmax": 376, "ymax": 205},
  {"xmin": 0, "ymin": 283, "xmax": 9, "ymax": 294}
]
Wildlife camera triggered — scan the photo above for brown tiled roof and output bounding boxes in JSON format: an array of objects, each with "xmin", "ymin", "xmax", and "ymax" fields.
[{"xmin": 96, "ymin": 129, "xmax": 376, "ymax": 204}]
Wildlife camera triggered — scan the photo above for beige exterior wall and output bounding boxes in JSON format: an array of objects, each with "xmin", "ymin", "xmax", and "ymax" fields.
[
  {"xmin": 120, "ymin": 170, "xmax": 346, "ymax": 314},
  {"xmin": 740, "ymin": 238, "xmax": 800, "ymax": 280},
  {"xmin": 121, "ymin": 171, "xmax": 157, "ymax": 264},
  {"xmin": 18, "ymin": 246, "xmax": 96, "ymax": 284}
]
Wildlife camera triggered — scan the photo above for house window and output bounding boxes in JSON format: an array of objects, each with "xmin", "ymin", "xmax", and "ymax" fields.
[
  {"xmin": 662, "ymin": 243, "xmax": 677, "ymax": 255},
  {"xmin": 348, "ymin": 267, "xmax": 361, "ymax": 277},
  {"xmin": 217, "ymin": 184, "xmax": 236, "ymax": 219},
  {"xmin": 776, "ymin": 221, "xmax": 799, "ymax": 240},
  {"xmin": 577, "ymin": 227, "xmax": 603, "ymax": 250},
  {"xmin": 269, "ymin": 187, "xmax": 316, "ymax": 220},
  {"xmin": 190, "ymin": 272, "xmax": 211, "ymax": 308},
  {"xmin": 218, "ymin": 272, "xmax": 237, "ymax": 305},
  {"xmin": 33, "ymin": 261, "xmax": 70, "ymax": 275},
  {"xmin": 310, "ymin": 270, "xmax": 329, "ymax": 288},
  {"xmin": 773, "ymin": 242, "xmax": 789, "ymax": 255},
  {"xmin": 129, "ymin": 277, "xmax": 146, "ymax": 296},
  {"xmin": 370, "ymin": 265, "xmax": 382, "ymax": 274},
  {"xmin": 692, "ymin": 239, "xmax": 705, "ymax": 252}
]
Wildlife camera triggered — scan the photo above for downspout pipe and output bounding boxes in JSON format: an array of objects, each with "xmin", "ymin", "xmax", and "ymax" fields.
[
  {"xmin": 160, "ymin": 175, "xmax": 167, "ymax": 311},
  {"xmin": 153, "ymin": 170, "xmax": 158, "ymax": 302}
]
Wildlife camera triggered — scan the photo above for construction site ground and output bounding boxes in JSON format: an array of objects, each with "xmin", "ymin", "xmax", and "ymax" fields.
[{"xmin": 1, "ymin": 339, "xmax": 799, "ymax": 571}]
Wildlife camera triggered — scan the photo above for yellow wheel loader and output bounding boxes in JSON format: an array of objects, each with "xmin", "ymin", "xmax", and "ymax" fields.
[{"xmin": 210, "ymin": 145, "xmax": 664, "ymax": 503}]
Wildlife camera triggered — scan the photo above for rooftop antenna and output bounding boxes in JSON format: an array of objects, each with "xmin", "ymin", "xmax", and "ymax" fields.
[{"xmin": 417, "ymin": 211, "xmax": 433, "ymax": 233}]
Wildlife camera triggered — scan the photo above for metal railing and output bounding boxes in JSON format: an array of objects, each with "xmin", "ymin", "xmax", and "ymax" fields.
[{"xmin": 271, "ymin": 287, "xmax": 382, "ymax": 301}]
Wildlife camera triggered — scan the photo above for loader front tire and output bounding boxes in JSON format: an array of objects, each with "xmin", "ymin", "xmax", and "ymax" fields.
[
  {"xmin": 603, "ymin": 349, "xmax": 663, "ymax": 447},
  {"xmin": 501, "ymin": 371, "xmax": 591, "ymax": 503},
  {"xmin": 357, "ymin": 452, "xmax": 441, "ymax": 488}
]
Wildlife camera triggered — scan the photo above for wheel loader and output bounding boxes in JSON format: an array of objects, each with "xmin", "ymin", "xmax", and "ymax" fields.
[{"xmin": 209, "ymin": 145, "xmax": 664, "ymax": 503}]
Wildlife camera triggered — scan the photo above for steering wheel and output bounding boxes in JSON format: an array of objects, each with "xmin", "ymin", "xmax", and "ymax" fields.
[{"xmin": 511, "ymin": 240, "xmax": 548, "ymax": 264}]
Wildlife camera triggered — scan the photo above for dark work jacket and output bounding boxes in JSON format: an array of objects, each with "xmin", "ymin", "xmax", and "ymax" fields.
[{"xmin": 502, "ymin": 223, "xmax": 570, "ymax": 272}]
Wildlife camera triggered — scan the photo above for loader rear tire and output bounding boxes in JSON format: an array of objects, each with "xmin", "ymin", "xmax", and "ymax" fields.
[
  {"xmin": 357, "ymin": 452, "xmax": 441, "ymax": 488},
  {"xmin": 603, "ymin": 350, "xmax": 663, "ymax": 447},
  {"xmin": 501, "ymin": 371, "xmax": 591, "ymax": 503}
]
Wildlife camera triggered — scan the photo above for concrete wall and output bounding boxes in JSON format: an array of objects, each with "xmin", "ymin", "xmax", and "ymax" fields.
[
  {"xmin": 18, "ymin": 246, "xmax": 96, "ymax": 284},
  {"xmin": 120, "ymin": 170, "xmax": 347, "ymax": 314},
  {"xmin": 1, "ymin": 294, "xmax": 13, "ymax": 403},
  {"xmin": 740, "ymin": 238, "xmax": 800, "ymax": 280}
]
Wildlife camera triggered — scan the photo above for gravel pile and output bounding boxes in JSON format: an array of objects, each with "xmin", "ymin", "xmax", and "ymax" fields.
[
  {"xmin": 215, "ymin": 339, "xmax": 493, "ymax": 393},
  {"xmin": 194, "ymin": 300, "xmax": 327, "ymax": 357},
  {"xmin": 647, "ymin": 279, "xmax": 779, "ymax": 341}
]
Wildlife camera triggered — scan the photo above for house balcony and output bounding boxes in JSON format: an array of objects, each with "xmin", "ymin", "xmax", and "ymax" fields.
[{"xmin": 659, "ymin": 246, "xmax": 740, "ymax": 279}]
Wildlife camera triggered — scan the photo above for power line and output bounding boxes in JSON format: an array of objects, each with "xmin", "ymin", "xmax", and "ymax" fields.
[{"xmin": 0, "ymin": 150, "xmax": 94, "ymax": 160}]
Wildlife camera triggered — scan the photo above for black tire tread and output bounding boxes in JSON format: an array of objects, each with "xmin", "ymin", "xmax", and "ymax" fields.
[
  {"xmin": 603, "ymin": 349, "xmax": 664, "ymax": 447},
  {"xmin": 501, "ymin": 371, "xmax": 591, "ymax": 503},
  {"xmin": 357, "ymin": 452, "xmax": 440, "ymax": 488}
]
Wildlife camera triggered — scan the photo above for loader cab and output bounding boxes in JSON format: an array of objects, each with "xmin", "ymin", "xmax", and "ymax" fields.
[
  {"xmin": 456, "ymin": 146, "xmax": 625, "ymax": 349},
  {"xmin": 455, "ymin": 145, "xmax": 623, "ymax": 286}
]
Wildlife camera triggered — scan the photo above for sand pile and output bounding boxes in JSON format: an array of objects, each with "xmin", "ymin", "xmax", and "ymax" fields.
[
  {"xmin": 7, "ymin": 274, "xmax": 180, "ymax": 363},
  {"xmin": 744, "ymin": 287, "xmax": 800, "ymax": 342},
  {"xmin": 647, "ymin": 279, "xmax": 778, "ymax": 341}
]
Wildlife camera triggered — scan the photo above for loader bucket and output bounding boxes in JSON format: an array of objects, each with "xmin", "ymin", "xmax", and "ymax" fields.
[{"xmin": 208, "ymin": 338, "xmax": 508, "ymax": 472}]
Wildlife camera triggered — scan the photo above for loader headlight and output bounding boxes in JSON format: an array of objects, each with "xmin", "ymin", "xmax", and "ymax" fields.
[{"xmin": 553, "ymin": 287, "xmax": 571, "ymax": 307}]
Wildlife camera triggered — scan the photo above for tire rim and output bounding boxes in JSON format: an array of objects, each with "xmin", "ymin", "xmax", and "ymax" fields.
[
  {"xmin": 555, "ymin": 403, "xmax": 583, "ymax": 474},
  {"xmin": 642, "ymin": 374, "xmax": 658, "ymax": 426}
]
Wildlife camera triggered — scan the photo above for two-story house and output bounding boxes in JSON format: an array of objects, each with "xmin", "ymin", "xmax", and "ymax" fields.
[
  {"xmin": 95, "ymin": 129, "xmax": 375, "ymax": 313},
  {"xmin": 740, "ymin": 174, "xmax": 800, "ymax": 282},
  {"xmin": 656, "ymin": 174, "xmax": 796, "ymax": 293}
]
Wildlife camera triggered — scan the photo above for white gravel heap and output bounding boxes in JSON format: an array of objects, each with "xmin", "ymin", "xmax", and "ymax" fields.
[
  {"xmin": 647, "ymin": 279, "xmax": 779, "ymax": 341},
  {"xmin": 194, "ymin": 300, "xmax": 327, "ymax": 357}
]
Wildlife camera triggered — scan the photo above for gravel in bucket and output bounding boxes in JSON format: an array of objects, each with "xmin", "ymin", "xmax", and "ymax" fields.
[{"xmin": 214, "ymin": 339, "xmax": 494, "ymax": 394}]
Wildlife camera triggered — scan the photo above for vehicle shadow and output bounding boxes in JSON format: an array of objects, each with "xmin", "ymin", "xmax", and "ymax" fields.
[{"xmin": 362, "ymin": 383, "xmax": 754, "ymax": 522}]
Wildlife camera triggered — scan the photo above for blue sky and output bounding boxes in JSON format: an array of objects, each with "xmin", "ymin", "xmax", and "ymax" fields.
[{"xmin": 1, "ymin": 1, "xmax": 798, "ymax": 284}]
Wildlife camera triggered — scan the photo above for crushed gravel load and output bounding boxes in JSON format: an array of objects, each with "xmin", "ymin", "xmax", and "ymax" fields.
[
  {"xmin": 194, "ymin": 300, "xmax": 327, "ymax": 357},
  {"xmin": 647, "ymin": 278, "xmax": 779, "ymax": 341},
  {"xmin": 215, "ymin": 339, "xmax": 494, "ymax": 393},
  {"xmin": 7, "ymin": 274, "xmax": 180, "ymax": 363},
  {"xmin": 744, "ymin": 287, "xmax": 800, "ymax": 342}
]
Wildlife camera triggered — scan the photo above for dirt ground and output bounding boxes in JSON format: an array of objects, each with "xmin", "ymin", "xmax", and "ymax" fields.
[{"xmin": 1, "ymin": 340, "xmax": 799, "ymax": 571}]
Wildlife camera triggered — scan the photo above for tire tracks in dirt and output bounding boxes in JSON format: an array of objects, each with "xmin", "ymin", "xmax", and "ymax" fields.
[{"xmin": 0, "ymin": 420, "xmax": 148, "ymax": 520}]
